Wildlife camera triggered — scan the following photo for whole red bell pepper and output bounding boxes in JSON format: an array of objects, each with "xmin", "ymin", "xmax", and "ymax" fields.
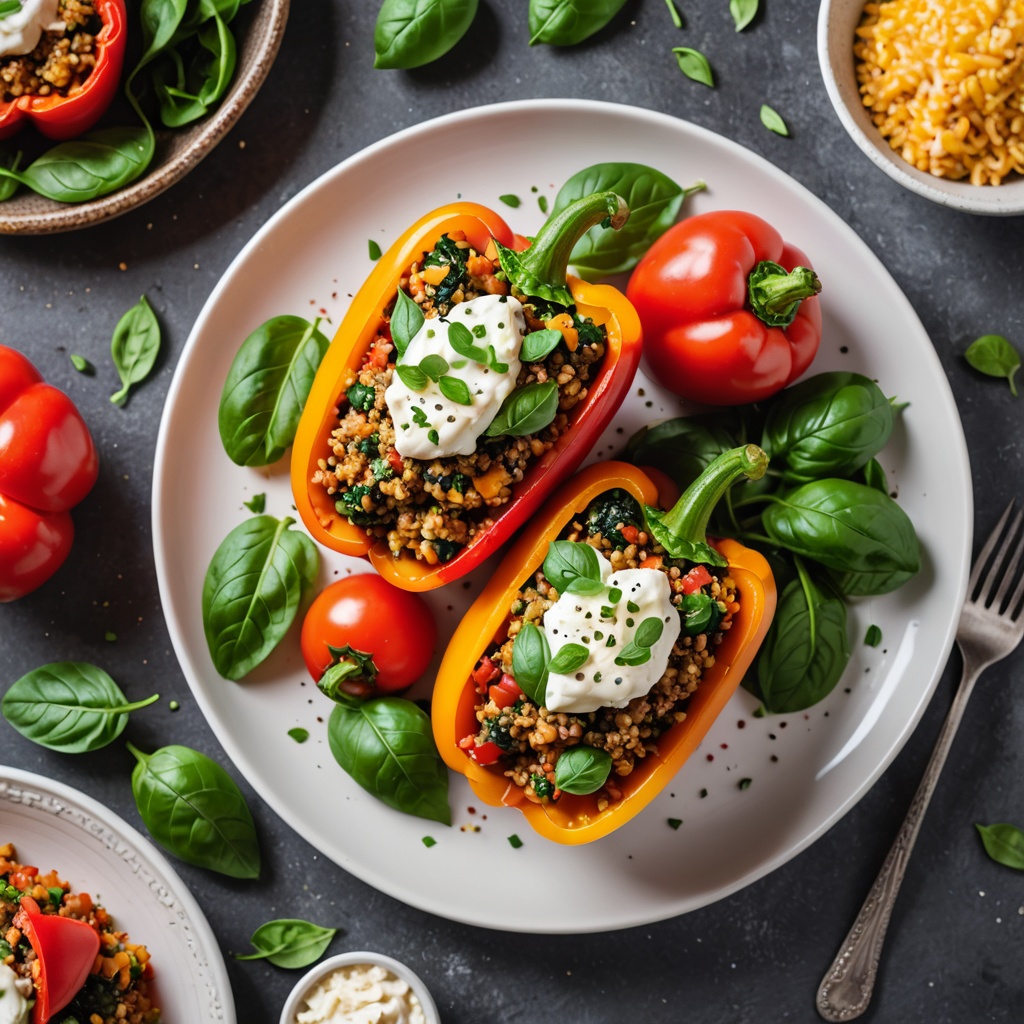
[
  {"xmin": 0, "ymin": 345, "xmax": 99, "ymax": 601},
  {"xmin": 627, "ymin": 209, "xmax": 822, "ymax": 405},
  {"xmin": 0, "ymin": 0, "xmax": 127, "ymax": 141}
]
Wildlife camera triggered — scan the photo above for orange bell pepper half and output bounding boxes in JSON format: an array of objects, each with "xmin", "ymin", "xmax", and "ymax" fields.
[{"xmin": 431, "ymin": 458, "xmax": 777, "ymax": 845}]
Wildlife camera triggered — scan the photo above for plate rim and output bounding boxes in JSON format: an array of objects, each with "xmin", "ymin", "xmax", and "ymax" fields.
[{"xmin": 152, "ymin": 97, "xmax": 973, "ymax": 932}]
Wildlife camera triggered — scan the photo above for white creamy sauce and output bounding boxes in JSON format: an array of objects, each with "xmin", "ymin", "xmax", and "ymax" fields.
[
  {"xmin": 384, "ymin": 293, "xmax": 525, "ymax": 459},
  {"xmin": 0, "ymin": 963, "xmax": 32, "ymax": 1024},
  {"xmin": 544, "ymin": 554, "xmax": 681, "ymax": 714},
  {"xmin": 295, "ymin": 962, "xmax": 426, "ymax": 1024},
  {"xmin": 0, "ymin": 0, "xmax": 65, "ymax": 59}
]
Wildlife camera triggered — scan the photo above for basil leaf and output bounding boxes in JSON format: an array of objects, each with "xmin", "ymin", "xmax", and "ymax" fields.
[
  {"xmin": 390, "ymin": 288, "xmax": 423, "ymax": 357},
  {"xmin": 1, "ymin": 662, "xmax": 158, "ymax": 753},
  {"xmin": 326, "ymin": 695, "xmax": 450, "ymax": 824},
  {"xmin": 965, "ymin": 333, "xmax": 1021, "ymax": 396},
  {"xmin": 975, "ymin": 823, "xmax": 1024, "ymax": 870},
  {"xmin": 564, "ymin": 576, "xmax": 606, "ymax": 596},
  {"xmin": 730, "ymin": 0, "xmax": 758, "ymax": 31},
  {"xmin": 625, "ymin": 413, "xmax": 739, "ymax": 490},
  {"xmin": 528, "ymin": 0, "xmax": 628, "ymax": 46},
  {"xmin": 110, "ymin": 295, "xmax": 161, "ymax": 406},
  {"xmin": 673, "ymin": 46, "xmax": 714, "ymax": 87},
  {"xmin": 395, "ymin": 363, "xmax": 429, "ymax": 390},
  {"xmin": 760, "ymin": 103, "xmax": 789, "ymax": 136},
  {"xmin": 218, "ymin": 315, "xmax": 330, "ymax": 466},
  {"xmin": 0, "ymin": 1, "xmax": 23, "ymax": 17},
  {"xmin": 138, "ymin": 0, "xmax": 191, "ymax": 69},
  {"xmin": 448, "ymin": 320, "xmax": 488, "ymax": 362},
  {"xmin": 553, "ymin": 746, "xmax": 612, "ymax": 795},
  {"xmin": 633, "ymin": 616, "xmax": 664, "ymax": 649},
  {"xmin": 202, "ymin": 515, "xmax": 319, "ymax": 680},
  {"xmin": 543, "ymin": 539, "xmax": 603, "ymax": 595},
  {"xmin": 511, "ymin": 623, "xmax": 550, "ymax": 706},
  {"xmin": 520, "ymin": 328, "xmax": 563, "ymax": 363},
  {"xmin": 236, "ymin": 918, "xmax": 336, "ymax": 968},
  {"xmin": 484, "ymin": 381, "xmax": 558, "ymax": 437},
  {"xmin": 864, "ymin": 624, "xmax": 883, "ymax": 647},
  {"xmin": 438, "ymin": 374, "xmax": 473, "ymax": 405},
  {"xmin": 0, "ymin": 151, "xmax": 21, "ymax": 202},
  {"xmin": 680, "ymin": 592, "xmax": 723, "ymax": 636},
  {"xmin": 419, "ymin": 353, "xmax": 449, "ymax": 381},
  {"xmin": 548, "ymin": 643, "xmax": 590, "ymax": 674},
  {"xmin": 128, "ymin": 742, "xmax": 261, "ymax": 878},
  {"xmin": 374, "ymin": 0, "xmax": 479, "ymax": 70},
  {"xmin": 614, "ymin": 642, "xmax": 652, "ymax": 667},
  {"xmin": 550, "ymin": 163, "xmax": 693, "ymax": 275}
]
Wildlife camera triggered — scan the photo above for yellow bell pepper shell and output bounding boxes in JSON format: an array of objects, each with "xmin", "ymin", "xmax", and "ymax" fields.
[{"xmin": 431, "ymin": 461, "xmax": 777, "ymax": 845}]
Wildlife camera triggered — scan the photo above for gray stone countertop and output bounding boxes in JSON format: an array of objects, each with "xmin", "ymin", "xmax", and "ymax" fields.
[{"xmin": 1, "ymin": 1, "xmax": 1021, "ymax": 1021}]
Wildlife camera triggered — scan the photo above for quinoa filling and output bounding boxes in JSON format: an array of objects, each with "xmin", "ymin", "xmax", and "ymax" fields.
[
  {"xmin": 1, "ymin": 2, "xmax": 102, "ymax": 103},
  {"xmin": 311, "ymin": 230, "xmax": 608, "ymax": 565},
  {"xmin": 460, "ymin": 489, "xmax": 738, "ymax": 811}
]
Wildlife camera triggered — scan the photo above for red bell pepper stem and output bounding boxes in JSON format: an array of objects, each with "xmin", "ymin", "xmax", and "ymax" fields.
[{"xmin": 748, "ymin": 260, "xmax": 822, "ymax": 329}]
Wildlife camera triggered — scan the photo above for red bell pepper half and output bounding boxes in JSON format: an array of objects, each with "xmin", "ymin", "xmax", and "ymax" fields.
[
  {"xmin": 0, "ymin": 345, "xmax": 98, "ymax": 601},
  {"xmin": 0, "ymin": 0, "xmax": 127, "ymax": 141}
]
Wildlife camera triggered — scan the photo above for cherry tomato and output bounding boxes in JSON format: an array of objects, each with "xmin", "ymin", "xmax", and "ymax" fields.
[{"xmin": 301, "ymin": 574, "xmax": 437, "ymax": 694}]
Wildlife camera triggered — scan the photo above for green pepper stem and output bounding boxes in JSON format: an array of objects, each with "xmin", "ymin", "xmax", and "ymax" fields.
[
  {"xmin": 659, "ymin": 444, "xmax": 769, "ymax": 543},
  {"xmin": 747, "ymin": 260, "xmax": 821, "ymax": 329}
]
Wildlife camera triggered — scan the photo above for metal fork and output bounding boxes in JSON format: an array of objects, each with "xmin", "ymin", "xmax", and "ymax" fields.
[{"xmin": 816, "ymin": 500, "xmax": 1024, "ymax": 1021}]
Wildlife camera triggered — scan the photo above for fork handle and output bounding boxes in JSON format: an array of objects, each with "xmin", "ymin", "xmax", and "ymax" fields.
[{"xmin": 815, "ymin": 659, "xmax": 982, "ymax": 1021}]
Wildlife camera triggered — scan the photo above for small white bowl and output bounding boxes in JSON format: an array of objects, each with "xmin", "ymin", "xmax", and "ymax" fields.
[
  {"xmin": 279, "ymin": 951, "xmax": 441, "ymax": 1024},
  {"xmin": 817, "ymin": 0, "xmax": 1024, "ymax": 215}
]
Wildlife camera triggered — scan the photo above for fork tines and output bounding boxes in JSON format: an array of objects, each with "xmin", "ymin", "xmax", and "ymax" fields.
[{"xmin": 969, "ymin": 500, "xmax": 1024, "ymax": 618}]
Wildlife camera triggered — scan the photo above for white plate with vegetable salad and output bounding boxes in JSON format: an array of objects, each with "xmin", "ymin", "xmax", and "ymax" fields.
[
  {"xmin": 0, "ymin": 766, "xmax": 234, "ymax": 1021},
  {"xmin": 152, "ymin": 99, "xmax": 972, "ymax": 933}
]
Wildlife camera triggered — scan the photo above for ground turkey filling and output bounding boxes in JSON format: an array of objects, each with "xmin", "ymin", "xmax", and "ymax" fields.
[
  {"xmin": 463, "ymin": 492, "xmax": 738, "ymax": 811},
  {"xmin": 0, "ymin": 843, "xmax": 160, "ymax": 1024},
  {"xmin": 1, "ymin": 2, "xmax": 103, "ymax": 102},
  {"xmin": 311, "ymin": 231, "xmax": 607, "ymax": 565}
]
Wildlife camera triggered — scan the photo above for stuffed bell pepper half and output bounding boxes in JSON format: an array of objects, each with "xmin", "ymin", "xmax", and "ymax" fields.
[
  {"xmin": 432, "ymin": 448, "xmax": 777, "ymax": 844},
  {"xmin": 291, "ymin": 192, "xmax": 643, "ymax": 591}
]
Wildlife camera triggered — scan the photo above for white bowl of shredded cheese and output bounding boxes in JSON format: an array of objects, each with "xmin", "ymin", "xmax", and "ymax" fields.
[
  {"xmin": 279, "ymin": 951, "xmax": 440, "ymax": 1024},
  {"xmin": 818, "ymin": 0, "xmax": 1024, "ymax": 214}
]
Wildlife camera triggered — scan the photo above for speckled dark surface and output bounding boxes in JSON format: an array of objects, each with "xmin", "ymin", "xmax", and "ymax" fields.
[{"xmin": 2, "ymin": 1, "xmax": 1023, "ymax": 1021}]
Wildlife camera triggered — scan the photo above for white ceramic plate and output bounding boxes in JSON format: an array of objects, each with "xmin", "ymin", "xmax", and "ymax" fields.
[
  {"xmin": 153, "ymin": 99, "xmax": 972, "ymax": 934},
  {"xmin": 0, "ymin": 767, "xmax": 234, "ymax": 1020}
]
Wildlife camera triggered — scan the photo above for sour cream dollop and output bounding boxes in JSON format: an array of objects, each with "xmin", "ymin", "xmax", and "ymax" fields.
[
  {"xmin": 544, "ymin": 553, "xmax": 682, "ymax": 714},
  {"xmin": 384, "ymin": 293, "xmax": 525, "ymax": 460},
  {"xmin": 0, "ymin": 0, "xmax": 65, "ymax": 60},
  {"xmin": 0, "ymin": 963, "xmax": 32, "ymax": 1024}
]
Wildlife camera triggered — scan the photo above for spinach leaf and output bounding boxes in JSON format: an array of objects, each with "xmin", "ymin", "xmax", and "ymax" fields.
[
  {"xmin": 542, "ymin": 539, "xmax": 603, "ymax": 595},
  {"xmin": 762, "ymin": 479, "xmax": 920, "ymax": 587},
  {"xmin": 202, "ymin": 515, "xmax": 319, "ymax": 680},
  {"xmin": 128, "ymin": 742, "xmax": 261, "ymax": 878},
  {"xmin": 730, "ymin": 0, "xmax": 759, "ymax": 32},
  {"xmin": 528, "ymin": 0, "xmax": 628, "ymax": 47},
  {"xmin": 673, "ymin": 47, "xmax": 714, "ymax": 86},
  {"xmin": 391, "ymin": 288, "xmax": 424, "ymax": 358},
  {"xmin": 511, "ymin": 623, "xmax": 550, "ymax": 706},
  {"xmin": 325, "ymin": 694, "xmax": 450, "ymax": 824},
  {"xmin": 553, "ymin": 746, "xmax": 612, "ymax": 794},
  {"xmin": 374, "ymin": 0, "xmax": 479, "ymax": 70},
  {"xmin": 110, "ymin": 295, "xmax": 161, "ymax": 406},
  {"xmin": 219, "ymin": 316, "xmax": 330, "ymax": 466},
  {"xmin": 965, "ymin": 333, "xmax": 1021, "ymax": 396},
  {"xmin": 755, "ymin": 571, "xmax": 850, "ymax": 714},
  {"xmin": 975, "ymin": 822, "xmax": 1024, "ymax": 870},
  {"xmin": 236, "ymin": 918, "xmax": 337, "ymax": 968},
  {"xmin": 550, "ymin": 163, "xmax": 696, "ymax": 275},
  {"xmin": 761, "ymin": 371, "xmax": 895, "ymax": 482},
  {"xmin": 2, "ymin": 662, "xmax": 158, "ymax": 753},
  {"xmin": 484, "ymin": 381, "xmax": 558, "ymax": 437}
]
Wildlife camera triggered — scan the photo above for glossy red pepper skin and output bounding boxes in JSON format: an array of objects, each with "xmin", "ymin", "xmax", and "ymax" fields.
[
  {"xmin": 0, "ymin": 345, "xmax": 98, "ymax": 601},
  {"xmin": 627, "ymin": 210, "xmax": 822, "ymax": 405},
  {"xmin": 0, "ymin": 0, "xmax": 127, "ymax": 141}
]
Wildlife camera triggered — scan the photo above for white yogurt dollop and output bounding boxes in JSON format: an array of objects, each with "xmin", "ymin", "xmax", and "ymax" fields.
[
  {"xmin": 544, "ymin": 553, "xmax": 681, "ymax": 714},
  {"xmin": 295, "ymin": 962, "xmax": 426, "ymax": 1024},
  {"xmin": 384, "ymin": 293, "xmax": 525, "ymax": 460},
  {"xmin": 0, "ymin": 962, "xmax": 32, "ymax": 1024},
  {"xmin": 0, "ymin": 0, "xmax": 65, "ymax": 59}
]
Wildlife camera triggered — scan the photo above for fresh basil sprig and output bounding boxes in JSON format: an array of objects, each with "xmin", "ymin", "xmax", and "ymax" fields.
[
  {"xmin": 438, "ymin": 374, "xmax": 473, "ymax": 405},
  {"xmin": 548, "ymin": 643, "xmax": 590, "ymax": 674},
  {"xmin": 128, "ymin": 742, "xmax": 261, "ymax": 879},
  {"xmin": 965, "ymin": 333, "xmax": 1021, "ymax": 396},
  {"xmin": 730, "ymin": 0, "xmax": 759, "ymax": 31},
  {"xmin": 553, "ymin": 746, "xmax": 612, "ymax": 795},
  {"xmin": 520, "ymin": 328, "xmax": 563, "ymax": 363},
  {"xmin": 202, "ymin": 515, "xmax": 319, "ymax": 680},
  {"xmin": 390, "ymin": 288, "xmax": 424, "ymax": 357},
  {"xmin": 0, "ymin": 1, "xmax": 23, "ymax": 17},
  {"xmin": 324, "ymin": 691, "xmax": 450, "ymax": 824},
  {"xmin": 528, "ymin": 0, "xmax": 627, "ymax": 46},
  {"xmin": 110, "ymin": 295, "xmax": 161, "ymax": 406},
  {"xmin": 484, "ymin": 381, "xmax": 558, "ymax": 438},
  {"xmin": 511, "ymin": 623, "xmax": 550, "ymax": 706},
  {"xmin": 1, "ymin": 662, "xmax": 158, "ymax": 753},
  {"xmin": 219, "ymin": 316, "xmax": 330, "ymax": 466},
  {"xmin": 374, "ymin": 0, "xmax": 479, "ymax": 69},
  {"xmin": 975, "ymin": 822, "xmax": 1024, "ymax": 870},
  {"xmin": 542, "ymin": 540, "xmax": 604, "ymax": 595},
  {"xmin": 236, "ymin": 918, "xmax": 337, "ymax": 968},
  {"xmin": 760, "ymin": 104, "xmax": 789, "ymax": 136},
  {"xmin": 673, "ymin": 46, "xmax": 714, "ymax": 87}
]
